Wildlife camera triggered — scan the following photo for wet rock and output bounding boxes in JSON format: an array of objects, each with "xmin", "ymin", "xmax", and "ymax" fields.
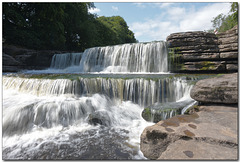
[
  {"xmin": 140, "ymin": 105, "xmax": 238, "ymax": 160},
  {"xmin": 3, "ymin": 128, "xmax": 136, "ymax": 160},
  {"xmin": 142, "ymin": 99, "xmax": 195, "ymax": 123},
  {"xmin": 88, "ymin": 111, "xmax": 111, "ymax": 126},
  {"xmin": 190, "ymin": 73, "xmax": 237, "ymax": 104}
]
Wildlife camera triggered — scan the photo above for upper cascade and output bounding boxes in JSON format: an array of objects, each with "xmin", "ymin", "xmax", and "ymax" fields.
[{"xmin": 49, "ymin": 41, "xmax": 169, "ymax": 73}]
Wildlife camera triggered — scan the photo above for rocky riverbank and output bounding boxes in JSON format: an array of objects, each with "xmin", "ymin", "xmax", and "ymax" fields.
[
  {"xmin": 3, "ymin": 44, "xmax": 70, "ymax": 72},
  {"xmin": 140, "ymin": 73, "xmax": 238, "ymax": 160}
]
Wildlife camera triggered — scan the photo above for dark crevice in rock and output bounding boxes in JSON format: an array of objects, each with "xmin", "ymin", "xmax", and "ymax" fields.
[
  {"xmin": 179, "ymin": 136, "xmax": 193, "ymax": 141},
  {"xmin": 194, "ymin": 137, "xmax": 238, "ymax": 149},
  {"xmin": 146, "ymin": 131, "xmax": 168, "ymax": 140},
  {"xmin": 177, "ymin": 134, "xmax": 238, "ymax": 149}
]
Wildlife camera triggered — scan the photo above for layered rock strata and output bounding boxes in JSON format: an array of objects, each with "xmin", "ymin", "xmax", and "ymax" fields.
[{"xmin": 167, "ymin": 25, "xmax": 238, "ymax": 72}]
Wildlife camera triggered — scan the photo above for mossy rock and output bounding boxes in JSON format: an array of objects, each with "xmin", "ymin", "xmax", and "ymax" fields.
[{"xmin": 142, "ymin": 99, "xmax": 195, "ymax": 123}]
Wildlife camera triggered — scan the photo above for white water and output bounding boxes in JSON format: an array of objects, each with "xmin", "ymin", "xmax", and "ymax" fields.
[
  {"xmin": 2, "ymin": 41, "xmax": 197, "ymax": 160},
  {"xmin": 3, "ymin": 76, "xmax": 193, "ymax": 107},
  {"xmin": 3, "ymin": 88, "xmax": 152, "ymax": 159},
  {"xmin": 47, "ymin": 41, "xmax": 168, "ymax": 73},
  {"xmin": 50, "ymin": 53, "xmax": 83, "ymax": 69}
]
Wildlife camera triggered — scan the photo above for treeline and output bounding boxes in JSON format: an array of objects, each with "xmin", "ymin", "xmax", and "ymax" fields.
[
  {"xmin": 3, "ymin": 3, "xmax": 137, "ymax": 51},
  {"xmin": 211, "ymin": 2, "xmax": 238, "ymax": 32}
]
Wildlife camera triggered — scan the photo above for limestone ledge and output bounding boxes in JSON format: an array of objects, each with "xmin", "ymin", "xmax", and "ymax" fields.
[
  {"xmin": 167, "ymin": 25, "xmax": 238, "ymax": 73},
  {"xmin": 140, "ymin": 105, "xmax": 238, "ymax": 160}
]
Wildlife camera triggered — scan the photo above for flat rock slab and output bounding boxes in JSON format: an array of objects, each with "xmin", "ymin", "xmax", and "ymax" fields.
[
  {"xmin": 140, "ymin": 105, "xmax": 238, "ymax": 160},
  {"xmin": 158, "ymin": 139, "xmax": 238, "ymax": 160}
]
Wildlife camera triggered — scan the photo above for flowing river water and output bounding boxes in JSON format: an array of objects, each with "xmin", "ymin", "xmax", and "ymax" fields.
[{"xmin": 2, "ymin": 41, "xmax": 211, "ymax": 160}]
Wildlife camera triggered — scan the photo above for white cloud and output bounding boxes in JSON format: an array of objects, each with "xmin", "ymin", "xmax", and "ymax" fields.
[
  {"xmin": 88, "ymin": 7, "xmax": 101, "ymax": 14},
  {"xmin": 133, "ymin": 3, "xmax": 146, "ymax": 8},
  {"xmin": 130, "ymin": 20, "xmax": 175, "ymax": 41},
  {"xmin": 112, "ymin": 6, "xmax": 119, "ymax": 11},
  {"xmin": 130, "ymin": 3, "xmax": 231, "ymax": 42},
  {"xmin": 168, "ymin": 7, "xmax": 186, "ymax": 17},
  {"xmin": 134, "ymin": 3, "xmax": 174, "ymax": 9},
  {"xmin": 179, "ymin": 3, "xmax": 231, "ymax": 31},
  {"xmin": 151, "ymin": 3, "xmax": 174, "ymax": 8}
]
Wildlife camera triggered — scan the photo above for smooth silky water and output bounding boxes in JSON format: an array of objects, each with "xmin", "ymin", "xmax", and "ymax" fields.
[{"xmin": 2, "ymin": 42, "xmax": 210, "ymax": 160}]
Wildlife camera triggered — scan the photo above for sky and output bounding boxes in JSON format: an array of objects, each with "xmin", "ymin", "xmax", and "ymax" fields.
[{"xmin": 88, "ymin": 2, "xmax": 232, "ymax": 42}]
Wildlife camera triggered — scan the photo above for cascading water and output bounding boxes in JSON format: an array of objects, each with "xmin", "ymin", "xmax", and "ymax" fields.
[
  {"xmin": 46, "ymin": 41, "xmax": 168, "ymax": 73},
  {"xmin": 3, "ymin": 75, "xmax": 193, "ymax": 107},
  {"xmin": 50, "ymin": 53, "xmax": 83, "ymax": 69},
  {"xmin": 2, "ymin": 41, "xmax": 201, "ymax": 160}
]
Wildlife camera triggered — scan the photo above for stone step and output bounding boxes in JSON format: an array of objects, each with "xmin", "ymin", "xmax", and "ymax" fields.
[{"xmin": 140, "ymin": 105, "xmax": 238, "ymax": 160}]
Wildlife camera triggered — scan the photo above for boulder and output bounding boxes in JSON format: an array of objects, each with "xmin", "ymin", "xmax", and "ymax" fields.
[
  {"xmin": 190, "ymin": 73, "xmax": 238, "ymax": 104},
  {"xmin": 140, "ymin": 105, "xmax": 238, "ymax": 160},
  {"xmin": 88, "ymin": 111, "xmax": 111, "ymax": 126}
]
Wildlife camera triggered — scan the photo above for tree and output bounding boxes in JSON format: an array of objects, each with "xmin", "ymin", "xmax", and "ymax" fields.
[
  {"xmin": 97, "ymin": 16, "xmax": 137, "ymax": 45},
  {"xmin": 3, "ymin": 3, "xmax": 137, "ymax": 51},
  {"xmin": 211, "ymin": 2, "xmax": 238, "ymax": 32}
]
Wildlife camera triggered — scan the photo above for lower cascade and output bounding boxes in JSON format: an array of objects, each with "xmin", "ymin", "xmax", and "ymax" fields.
[{"xmin": 3, "ymin": 41, "xmax": 204, "ymax": 160}]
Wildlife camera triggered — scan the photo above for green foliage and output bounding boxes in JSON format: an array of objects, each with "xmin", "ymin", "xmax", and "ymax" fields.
[
  {"xmin": 3, "ymin": 3, "xmax": 137, "ymax": 51},
  {"xmin": 211, "ymin": 2, "xmax": 238, "ymax": 32},
  {"xmin": 97, "ymin": 16, "xmax": 137, "ymax": 45}
]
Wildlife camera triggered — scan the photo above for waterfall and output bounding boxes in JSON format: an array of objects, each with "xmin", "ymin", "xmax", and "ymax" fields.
[
  {"xmin": 3, "ymin": 75, "xmax": 193, "ymax": 107},
  {"xmin": 50, "ymin": 53, "xmax": 83, "ymax": 69},
  {"xmin": 49, "ymin": 41, "xmax": 168, "ymax": 73},
  {"xmin": 2, "ymin": 41, "xmax": 201, "ymax": 160}
]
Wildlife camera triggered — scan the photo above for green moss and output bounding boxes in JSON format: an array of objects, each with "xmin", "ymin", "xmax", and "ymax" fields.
[
  {"xmin": 168, "ymin": 47, "xmax": 184, "ymax": 72},
  {"xmin": 144, "ymin": 108, "xmax": 151, "ymax": 115},
  {"xmin": 142, "ymin": 108, "xmax": 152, "ymax": 121},
  {"xmin": 199, "ymin": 61, "xmax": 216, "ymax": 70},
  {"xmin": 184, "ymin": 105, "xmax": 199, "ymax": 115}
]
